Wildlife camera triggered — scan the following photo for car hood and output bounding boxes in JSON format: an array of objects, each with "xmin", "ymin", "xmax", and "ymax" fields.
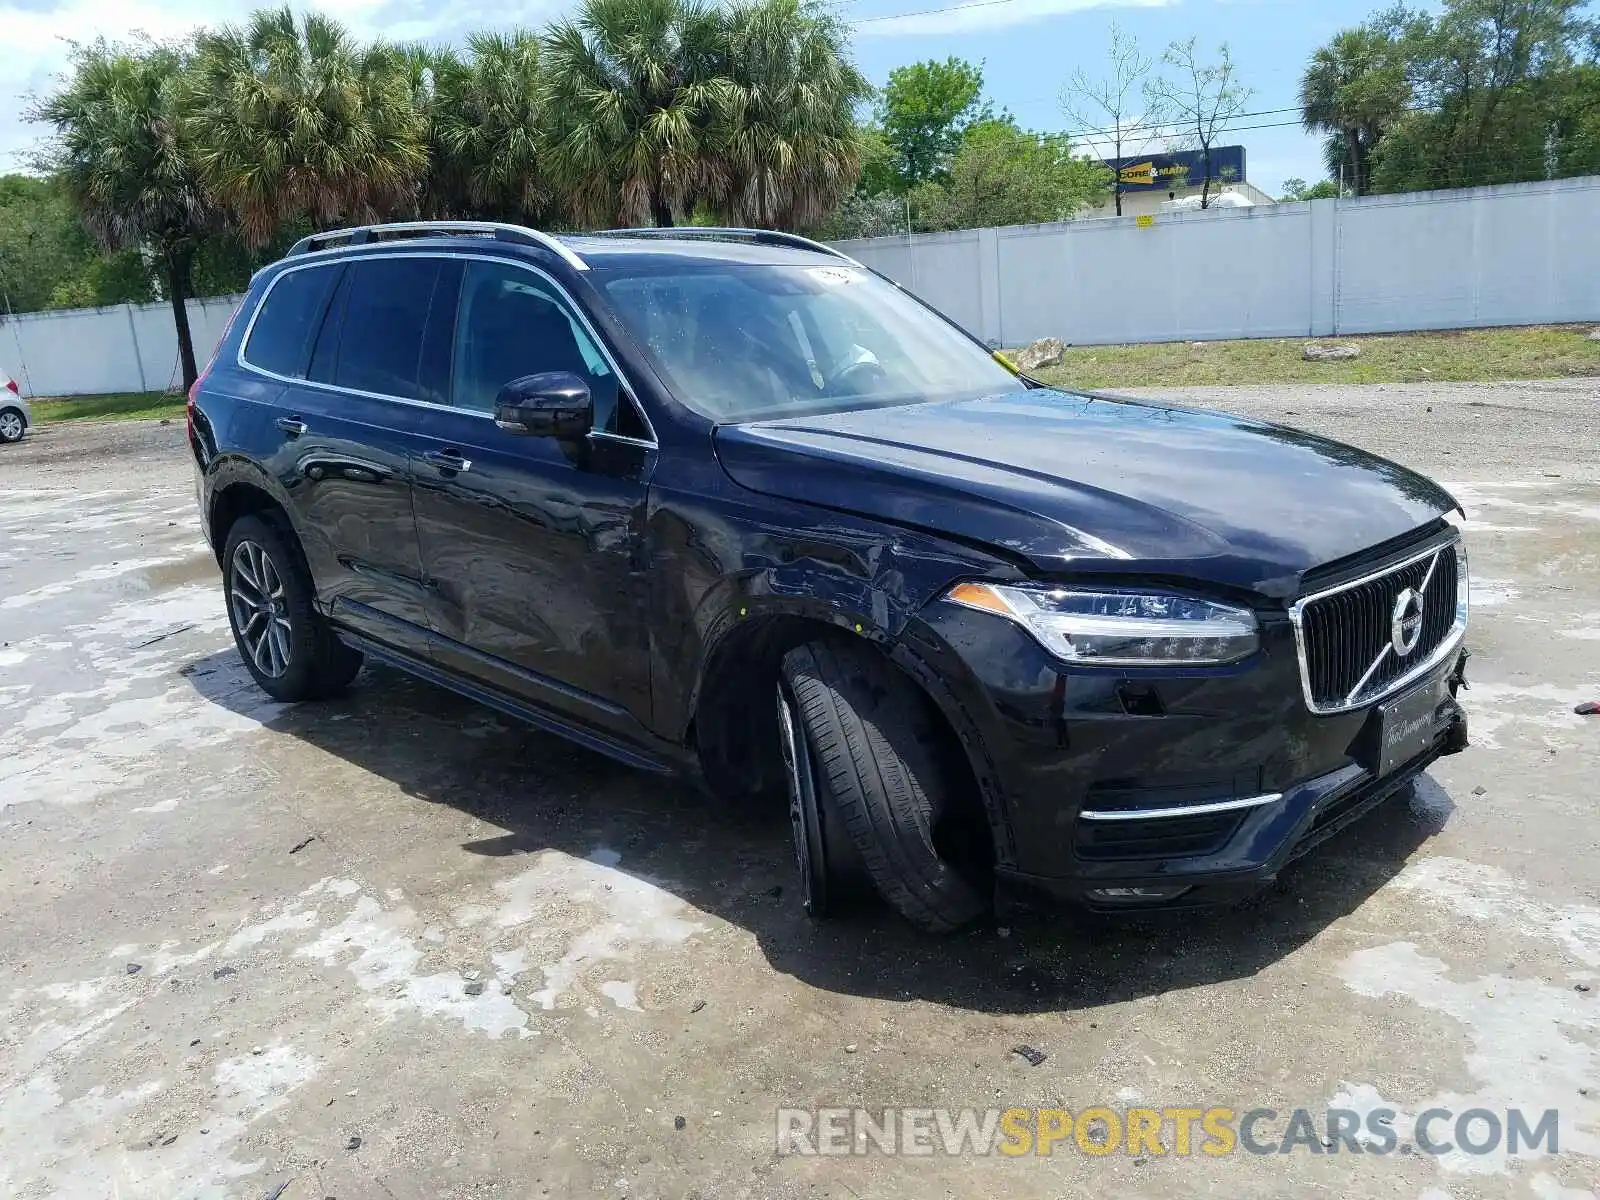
[{"xmin": 713, "ymin": 388, "xmax": 1459, "ymax": 597}]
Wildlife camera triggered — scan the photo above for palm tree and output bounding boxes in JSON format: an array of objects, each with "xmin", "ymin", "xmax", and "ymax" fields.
[
  {"xmin": 423, "ymin": 32, "xmax": 553, "ymax": 224},
  {"xmin": 709, "ymin": 0, "xmax": 870, "ymax": 229},
  {"xmin": 32, "ymin": 38, "xmax": 214, "ymax": 389},
  {"xmin": 1300, "ymin": 27, "xmax": 1410, "ymax": 196},
  {"xmin": 540, "ymin": 0, "xmax": 724, "ymax": 227},
  {"xmin": 183, "ymin": 6, "xmax": 427, "ymax": 245}
]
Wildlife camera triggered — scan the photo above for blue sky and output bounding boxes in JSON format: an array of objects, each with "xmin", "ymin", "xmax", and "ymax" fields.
[
  {"xmin": 0, "ymin": 0, "xmax": 1342, "ymax": 196},
  {"xmin": 848, "ymin": 0, "xmax": 1340, "ymax": 195}
]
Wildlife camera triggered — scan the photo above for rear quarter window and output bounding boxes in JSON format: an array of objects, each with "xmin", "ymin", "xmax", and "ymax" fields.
[{"xmin": 242, "ymin": 265, "xmax": 342, "ymax": 378}]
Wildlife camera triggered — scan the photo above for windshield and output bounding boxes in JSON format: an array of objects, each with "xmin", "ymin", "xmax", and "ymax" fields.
[{"xmin": 596, "ymin": 262, "xmax": 1019, "ymax": 422}]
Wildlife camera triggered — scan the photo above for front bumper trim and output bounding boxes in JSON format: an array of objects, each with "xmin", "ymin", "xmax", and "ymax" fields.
[{"xmin": 1079, "ymin": 791, "xmax": 1284, "ymax": 822}]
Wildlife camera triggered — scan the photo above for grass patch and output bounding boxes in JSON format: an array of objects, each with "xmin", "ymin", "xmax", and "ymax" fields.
[
  {"xmin": 1028, "ymin": 324, "xmax": 1600, "ymax": 391},
  {"xmin": 31, "ymin": 391, "xmax": 186, "ymax": 423}
]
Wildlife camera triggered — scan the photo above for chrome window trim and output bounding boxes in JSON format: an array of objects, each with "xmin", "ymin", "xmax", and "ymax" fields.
[
  {"xmin": 235, "ymin": 250, "xmax": 658, "ymax": 448},
  {"xmin": 586, "ymin": 430, "xmax": 658, "ymax": 449},
  {"xmin": 1287, "ymin": 534, "xmax": 1468, "ymax": 715},
  {"xmin": 1079, "ymin": 792, "xmax": 1283, "ymax": 821}
]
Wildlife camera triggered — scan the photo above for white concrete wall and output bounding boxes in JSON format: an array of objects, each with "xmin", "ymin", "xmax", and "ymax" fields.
[
  {"xmin": 836, "ymin": 175, "xmax": 1600, "ymax": 347},
  {"xmin": 6, "ymin": 175, "xmax": 1599, "ymax": 395},
  {"xmin": 2, "ymin": 294, "xmax": 244, "ymax": 397}
]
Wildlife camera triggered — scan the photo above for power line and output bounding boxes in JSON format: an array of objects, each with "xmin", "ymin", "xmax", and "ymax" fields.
[
  {"xmin": 1045, "ymin": 116, "xmax": 1307, "ymax": 145},
  {"xmin": 1048, "ymin": 106, "xmax": 1304, "ymax": 143}
]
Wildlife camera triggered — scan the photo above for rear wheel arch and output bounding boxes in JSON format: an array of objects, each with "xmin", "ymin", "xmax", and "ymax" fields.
[
  {"xmin": 221, "ymin": 512, "xmax": 362, "ymax": 701},
  {"xmin": 208, "ymin": 478, "xmax": 292, "ymax": 563}
]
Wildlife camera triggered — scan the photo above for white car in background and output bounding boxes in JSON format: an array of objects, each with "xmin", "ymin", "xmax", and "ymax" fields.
[{"xmin": 1, "ymin": 368, "xmax": 30, "ymax": 443}]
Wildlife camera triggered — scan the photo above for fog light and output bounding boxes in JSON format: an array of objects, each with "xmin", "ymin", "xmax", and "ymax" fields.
[{"xmin": 1086, "ymin": 885, "xmax": 1192, "ymax": 903}]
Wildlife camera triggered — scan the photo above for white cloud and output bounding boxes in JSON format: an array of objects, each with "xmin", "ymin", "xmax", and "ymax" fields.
[{"xmin": 854, "ymin": 0, "xmax": 1174, "ymax": 39}]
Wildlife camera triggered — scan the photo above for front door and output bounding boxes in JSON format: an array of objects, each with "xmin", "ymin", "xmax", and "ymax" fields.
[{"xmin": 410, "ymin": 257, "xmax": 656, "ymax": 737}]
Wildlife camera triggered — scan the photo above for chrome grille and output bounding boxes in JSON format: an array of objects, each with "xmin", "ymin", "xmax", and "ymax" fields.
[{"xmin": 1291, "ymin": 537, "xmax": 1466, "ymax": 713}]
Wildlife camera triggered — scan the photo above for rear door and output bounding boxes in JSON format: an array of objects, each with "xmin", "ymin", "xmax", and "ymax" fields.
[
  {"xmin": 243, "ymin": 254, "xmax": 455, "ymax": 658},
  {"xmin": 410, "ymin": 256, "xmax": 657, "ymax": 737}
]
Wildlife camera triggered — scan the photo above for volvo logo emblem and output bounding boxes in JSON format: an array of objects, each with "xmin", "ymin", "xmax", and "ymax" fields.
[{"xmin": 1391, "ymin": 587, "xmax": 1425, "ymax": 656}]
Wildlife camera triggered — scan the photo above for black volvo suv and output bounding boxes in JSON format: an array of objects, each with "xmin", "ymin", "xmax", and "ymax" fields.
[{"xmin": 189, "ymin": 221, "xmax": 1470, "ymax": 932}]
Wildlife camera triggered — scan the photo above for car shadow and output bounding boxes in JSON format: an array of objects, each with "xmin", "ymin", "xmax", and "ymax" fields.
[{"xmin": 183, "ymin": 650, "xmax": 1454, "ymax": 1016}]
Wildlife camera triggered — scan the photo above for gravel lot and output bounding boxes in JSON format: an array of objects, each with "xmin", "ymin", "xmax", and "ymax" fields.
[{"xmin": 1, "ymin": 381, "xmax": 1597, "ymax": 1199}]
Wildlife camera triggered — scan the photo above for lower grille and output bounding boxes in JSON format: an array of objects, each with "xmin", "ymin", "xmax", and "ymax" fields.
[
  {"xmin": 1288, "ymin": 736, "xmax": 1444, "ymax": 861},
  {"xmin": 1076, "ymin": 812, "xmax": 1242, "ymax": 861},
  {"xmin": 1294, "ymin": 537, "xmax": 1465, "ymax": 712}
]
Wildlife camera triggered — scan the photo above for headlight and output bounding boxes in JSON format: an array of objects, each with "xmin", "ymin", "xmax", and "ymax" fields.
[{"xmin": 946, "ymin": 581, "xmax": 1259, "ymax": 666}]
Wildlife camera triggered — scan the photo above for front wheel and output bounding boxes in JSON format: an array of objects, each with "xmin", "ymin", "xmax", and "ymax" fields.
[
  {"xmin": 780, "ymin": 639, "xmax": 989, "ymax": 933},
  {"xmin": 222, "ymin": 513, "xmax": 362, "ymax": 702}
]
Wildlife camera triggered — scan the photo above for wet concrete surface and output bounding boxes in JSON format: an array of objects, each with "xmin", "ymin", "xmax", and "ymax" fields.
[{"xmin": 1, "ymin": 389, "xmax": 1597, "ymax": 1199}]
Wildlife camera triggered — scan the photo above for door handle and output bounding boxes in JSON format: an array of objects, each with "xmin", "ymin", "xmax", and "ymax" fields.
[
  {"xmin": 276, "ymin": 416, "xmax": 308, "ymax": 437},
  {"xmin": 423, "ymin": 449, "xmax": 472, "ymax": 473}
]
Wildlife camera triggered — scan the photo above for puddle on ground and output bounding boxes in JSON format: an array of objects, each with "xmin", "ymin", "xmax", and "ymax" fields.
[{"xmin": 128, "ymin": 553, "xmax": 218, "ymax": 592}]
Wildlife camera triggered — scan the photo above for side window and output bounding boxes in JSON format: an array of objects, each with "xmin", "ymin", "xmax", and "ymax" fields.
[
  {"xmin": 450, "ymin": 261, "xmax": 622, "ymax": 429},
  {"xmin": 328, "ymin": 258, "xmax": 454, "ymax": 403},
  {"xmin": 306, "ymin": 268, "xmax": 351, "ymax": 384},
  {"xmin": 243, "ymin": 265, "xmax": 341, "ymax": 378}
]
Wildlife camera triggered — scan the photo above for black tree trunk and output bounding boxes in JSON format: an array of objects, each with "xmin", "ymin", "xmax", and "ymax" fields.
[
  {"xmin": 165, "ymin": 247, "xmax": 199, "ymax": 392},
  {"xmin": 650, "ymin": 185, "xmax": 674, "ymax": 228}
]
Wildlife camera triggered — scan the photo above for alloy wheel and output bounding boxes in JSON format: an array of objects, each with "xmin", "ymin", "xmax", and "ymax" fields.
[
  {"xmin": 0, "ymin": 412, "xmax": 22, "ymax": 441},
  {"xmin": 229, "ymin": 539, "xmax": 292, "ymax": 678},
  {"xmin": 777, "ymin": 688, "xmax": 828, "ymax": 916}
]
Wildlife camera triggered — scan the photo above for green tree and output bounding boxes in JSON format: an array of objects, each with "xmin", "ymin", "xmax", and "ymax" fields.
[
  {"xmin": 708, "ymin": 0, "xmax": 870, "ymax": 228},
  {"xmin": 0, "ymin": 174, "xmax": 151, "ymax": 313},
  {"xmin": 184, "ymin": 7, "xmax": 428, "ymax": 245},
  {"xmin": 1548, "ymin": 63, "xmax": 1600, "ymax": 176},
  {"xmin": 1368, "ymin": 0, "xmax": 1596, "ymax": 192},
  {"xmin": 910, "ymin": 120, "xmax": 1110, "ymax": 231},
  {"xmin": 1300, "ymin": 26, "xmax": 1411, "ymax": 195},
  {"xmin": 808, "ymin": 190, "xmax": 905, "ymax": 239},
  {"xmin": 854, "ymin": 123, "xmax": 900, "ymax": 196},
  {"xmin": 877, "ymin": 56, "xmax": 993, "ymax": 190},
  {"xmin": 1148, "ymin": 39, "xmax": 1253, "ymax": 208},
  {"xmin": 541, "ymin": 0, "xmax": 723, "ymax": 227},
  {"xmin": 31, "ymin": 38, "xmax": 214, "ymax": 387},
  {"xmin": 1279, "ymin": 176, "xmax": 1342, "ymax": 200},
  {"xmin": 422, "ymin": 32, "xmax": 555, "ymax": 223}
]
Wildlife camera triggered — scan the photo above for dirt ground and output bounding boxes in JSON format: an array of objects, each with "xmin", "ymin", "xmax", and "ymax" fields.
[{"xmin": 1, "ymin": 381, "xmax": 1597, "ymax": 1199}]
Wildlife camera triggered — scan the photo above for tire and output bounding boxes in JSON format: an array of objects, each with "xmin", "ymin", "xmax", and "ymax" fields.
[
  {"xmin": 776, "ymin": 679, "xmax": 871, "ymax": 920},
  {"xmin": 0, "ymin": 408, "xmax": 25, "ymax": 443},
  {"xmin": 780, "ymin": 639, "xmax": 989, "ymax": 933},
  {"xmin": 222, "ymin": 513, "xmax": 362, "ymax": 702}
]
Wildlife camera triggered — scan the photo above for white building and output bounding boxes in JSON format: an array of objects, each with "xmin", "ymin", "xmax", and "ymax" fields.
[{"xmin": 1079, "ymin": 145, "xmax": 1275, "ymax": 219}]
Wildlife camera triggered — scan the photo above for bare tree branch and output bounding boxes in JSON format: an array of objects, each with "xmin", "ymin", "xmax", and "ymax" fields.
[
  {"xmin": 1147, "ymin": 38, "xmax": 1253, "ymax": 208},
  {"xmin": 1060, "ymin": 23, "xmax": 1166, "ymax": 215}
]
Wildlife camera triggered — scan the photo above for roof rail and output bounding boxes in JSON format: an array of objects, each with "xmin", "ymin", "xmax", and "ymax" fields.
[
  {"xmin": 285, "ymin": 221, "xmax": 588, "ymax": 271},
  {"xmin": 588, "ymin": 226, "xmax": 863, "ymax": 267}
]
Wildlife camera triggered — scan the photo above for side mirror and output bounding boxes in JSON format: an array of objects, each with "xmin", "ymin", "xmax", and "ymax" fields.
[{"xmin": 494, "ymin": 372, "xmax": 591, "ymax": 438}]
